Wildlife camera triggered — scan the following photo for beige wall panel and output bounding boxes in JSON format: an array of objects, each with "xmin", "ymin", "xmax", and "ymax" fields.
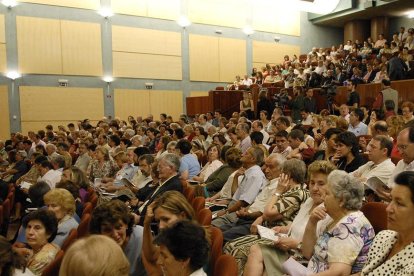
[
  {"xmin": 21, "ymin": 121, "xmax": 100, "ymax": 136},
  {"xmin": 0, "ymin": 15, "xmax": 5, "ymax": 43},
  {"xmin": 0, "ymin": 86, "xmax": 10, "ymax": 140},
  {"xmin": 189, "ymin": 34, "xmax": 220, "ymax": 82},
  {"xmin": 61, "ymin": 20, "xmax": 103, "ymax": 76},
  {"xmin": 19, "ymin": 86, "xmax": 103, "ymax": 122},
  {"xmin": 188, "ymin": 0, "xmax": 246, "ymax": 28},
  {"xmin": 147, "ymin": 0, "xmax": 180, "ymax": 20},
  {"xmin": 17, "ymin": 16, "xmax": 62, "ymax": 74},
  {"xmin": 253, "ymin": 63, "xmax": 266, "ymax": 70},
  {"xmin": 253, "ymin": 41, "xmax": 301, "ymax": 64},
  {"xmin": 17, "ymin": 0, "xmax": 100, "ymax": 9},
  {"xmin": 111, "ymin": 0, "xmax": 147, "ymax": 17},
  {"xmin": 149, "ymin": 90, "xmax": 183, "ymax": 120},
  {"xmin": 114, "ymin": 89, "xmax": 150, "ymax": 120},
  {"xmin": 219, "ymin": 38, "xmax": 246, "ymax": 82},
  {"xmin": 113, "ymin": 52, "xmax": 182, "ymax": 80},
  {"xmin": 190, "ymin": 91, "xmax": 209, "ymax": 97},
  {"xmin": 112, "ymin": 26, "xmax": 181, "ymax": 56},
  {"xmin": 0, "ymin": 44, "xmax": 7, "ymax": 73}
]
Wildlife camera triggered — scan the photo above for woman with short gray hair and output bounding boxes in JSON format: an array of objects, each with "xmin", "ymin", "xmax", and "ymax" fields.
[{"xmin": 300, "ymin": 170, "xmax": 375, "ymax": 275}]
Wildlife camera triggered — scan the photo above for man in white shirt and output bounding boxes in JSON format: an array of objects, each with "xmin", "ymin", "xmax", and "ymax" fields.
[
  {"xmin": 348, "ymin": 108, "xmax": 368, "ymax": 136},
  {"xmin": 38, "ymin": 160, "xmax": 62, "ymax": 189},
  {"xmin": 300, "ymin": 109, "xmax": 313, "ymax": 126},
  {"xmin": 351, "ymin": 135, "xmax": 395, "ymax": 185},
  {"xmin": 271, "ymin": 130, "xmax": 292, "ymax": 158},
  {"xmin": 251, "ymin": 121, "xmax": 269, "ymax": 144},
  {"xmin": 241, "ymin": 75, "xmax": 253, "ymax": 87},
  {"xmin": 236, "ymin": 123, "xmax": 252, "ymax": 154},
  {"xmin": 74, "ymin": 142, "xmax": 91, "ymax": 172}
]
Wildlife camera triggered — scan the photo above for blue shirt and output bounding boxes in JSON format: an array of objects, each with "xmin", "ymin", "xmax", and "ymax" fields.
[
  {"xmin": 233, "ymin": 165, "xmax": 266, "ymax": 204},
  {"xmin": 179, "ymin": 154, "xmax": 201, "ymax": 179}
]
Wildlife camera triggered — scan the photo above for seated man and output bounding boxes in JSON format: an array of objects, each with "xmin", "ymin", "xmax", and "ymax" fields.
[
  {"xmin": 212, "ymin": 146, "xmax": 266, "ymax": 229},
  {"xmin": 271, "ymin": 130, "xmax": 292, "ymax": 158},
  {"xmin": 176, "ymin": 139, "xmax": 200, "ymax": 180},
  {"xmin": 287, "ymin": 129, "xmax": 315, "ymax": 164},
  {"xmin": 348, "ymin": 108, "xmax": 368, "ymax": 136}
]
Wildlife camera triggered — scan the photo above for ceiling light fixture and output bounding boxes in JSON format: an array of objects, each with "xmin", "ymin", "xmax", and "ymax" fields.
[
  {"xmin": 177, "ymin": 16, "xmax": 191, "ymax": 28},
  {"xmin": 6, "ymin": 71, "xmax": 21, "ymax": 80}
]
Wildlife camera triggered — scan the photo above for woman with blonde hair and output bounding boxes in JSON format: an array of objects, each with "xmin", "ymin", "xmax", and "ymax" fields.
[
  {"xmin": 143, "ymin": 191, "xmax": 197, "ymax": 275},
  {"xmin": 43, "ymin": 188, "xmax": 78, "ymax": 247},
  {"xmin": 59, "ymin": 235, "xmax": 130, "ymax": 276}
]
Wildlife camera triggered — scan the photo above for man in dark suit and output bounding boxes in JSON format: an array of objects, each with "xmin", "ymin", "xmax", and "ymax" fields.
[{"xmin": 137, "ymin": 153, "xmax": 182, "ymax": 225}]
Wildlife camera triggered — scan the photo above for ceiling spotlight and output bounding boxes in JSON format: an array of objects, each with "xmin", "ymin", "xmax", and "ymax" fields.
[
  {"xmin": 6, "ymin": 71, "xmax": 21, "ymax": 80},
  {"xmin": 242, "ymin": 26, "xmax": 254, "ymax": 36},
  {"xmin": 1, "ymin": 0, "xmax": 17, "ymax": 8},
  {"xmin": 98, "ymin": 8, "xmax": 114, "ymax": 18},
  {"xmin": 177, "ymin": 16, "xmax": 191, "ymax": 28}
]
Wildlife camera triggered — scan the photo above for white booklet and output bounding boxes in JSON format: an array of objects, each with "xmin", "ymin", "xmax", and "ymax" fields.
[
  {"xmin": 20, "ymin": 181, "xmax": 32, "ymax": 190},
  {"xmin": 365, "ymin": 176, "xmax": 390, "ymax": 194},
  {"xmin": 282, "ymin": 257, "xmax": 310, "ymax": 276},
  {"xmin": 257, "ymin": 225, "xmax": 287, "ymax": 241}
]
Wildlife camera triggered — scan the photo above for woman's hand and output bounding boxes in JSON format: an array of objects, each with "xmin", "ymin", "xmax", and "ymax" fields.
[
  {"xmin": 250, "ymin": 216, "xmax": 263, "ymax": 234},
  {"xmin": 309, "ymin": 206, "xmax": 327, "ymax": 224},
  {"xmin": 274, "ymin": 237, "xmax": 299, "ymax": 251},
  {"xmin": 271, "ymin": 225, "xmax": 289, "ymax": 234},
  {"xmin": 275, "ymin": 173, "xmax": 291, "ymax": 195},
  {"xmin": 143, "ymin": 202, "xmax": 156, "ymax": 225}
]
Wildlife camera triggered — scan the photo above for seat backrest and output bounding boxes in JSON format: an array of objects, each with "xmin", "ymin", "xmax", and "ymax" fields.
[
  {"xmin": 61, "ymin": 228, "xmax": 78, "ymax": 251},
  {"xmin": 183, "ymin": 187, "xmax": 195, "ymax": 203},
  {"xmin": 90, "ymin": 194, "xmax": 98, "ymax": 208},
  {"xmin": 214, "ymin": 254, "xmax": 238, "ymax": 276},
  {"xmin": 77, "ymin": 213, "xmax": 91, "ymax": 239},
  {"xmin": 361, "ymin": 202, "xmax": 388, "ymax": 234},
  {"xmin": 209, "ymin": 226, "xmax": 223, "ymax": 272},
  {"xmin": 192, "ymin": 197, "xmax": 205, "ymax": 215},
  {"xmin": 41, "ymin": 250, "xmax": 65, "ymax": 276},
  {"xmin": 81, "ymin": 202, "xmax": 93, "ymax": 218},
  {"xmin": 197, "ymin": 208, "xmax": 212, "ymax": 226}
]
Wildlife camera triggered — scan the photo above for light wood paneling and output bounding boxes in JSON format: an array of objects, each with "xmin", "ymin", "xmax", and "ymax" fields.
[
  {"xmin": 111, "ymin": 0, "xmax": 147, "ymax": 17},
  {"xmin": 253, "ymin": 41, "xmax": 301, "ymax": 65},
  {"xmin": 189, "ymin": 34, "xmax": 220, "ymax": 82},
  {"xmin": 17, "ymin": 0, "xmax": 100, "ymax": 9},
  {"xmin": 114, "ymin": 89, "xmax": 151, "ymax": 120},
  {"xmin": 61, "ymin": 20, "xmax": 102, "ymax": 76},
  {"xmin": 188, "ymin": 0, "xmax": 246, "ymax": 29},
  {"xmin": 113, "ymin": 52, "xmax": 182, "ymax": 80},
  {"xmin": 0, "ymin": 44, "xmax": 7, "ymax": 73},
  {"xmin": 219, "ymin": 37, "xmax": 246, "ymax": 82},
  {"xmin": 147, "ymin": 0, "xmax": 180, "ymax": 20},
  {"xmin": 0, "ymin": 15, "xmax": 5, "ymax": 43},
  {"xmin": 20, "ymin": 87, "xmax": 103, "ymax": 134},
  {"xmin": 114, "ymin": 89, "xmax": 183, "ymax": 121},
  {"xmin": 21, "ymin": 121, "xmax": 101, "ymax": 135},
  {"xmin": 112, "ymin": 26, "xmax": 181, "ymax": 56},
  {"xmin": 190, "ymin": 91, "xmax": 209, "ymax": 97},
  {"xmin": 17, "ymin": 16, "xmax": 62, "ymax": 74},
  {"xmin": 149, "ymin": 90, "xmax": 183, "ymax": 120},
  {"xmin": 0, "ymin": 86, "xmax": 9, "ymax": 140}
]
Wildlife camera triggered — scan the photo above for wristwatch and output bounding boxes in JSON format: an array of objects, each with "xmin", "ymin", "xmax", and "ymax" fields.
[{"xmin": 273, "ymin": 192, "xmax": 281, "ymax": 197}]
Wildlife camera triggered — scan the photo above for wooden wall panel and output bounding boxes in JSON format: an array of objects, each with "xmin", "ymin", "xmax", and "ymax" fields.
[
  {"xmin": 112, "ymin": 26, "xmax": 181, "ymax": 56},
  {"xmin": 111, "ymin": 0, "xmax": 147, "ymax": 16},
  {"xmin": 114, "ymin": 89, "xmax": 151, "ymax": 120},
  {"xmin": 0, "ymin": 86, "xmax": 9, "ymax": 140},
  {"xmin": 113, "ymin": 52, "xmax": 182, "ymax": 80},
  {"xmin": 19, "ymin": 87, "xmax": 103, "ymax": 131},
  {"xmin": 17, "ymin": 0, "xmax": 100, "ymax": 9},
  {"xmin": 189, "ymin": 34, "xmax": 220, "ymax": 82},
  {"xmin": 149, "ymin": 90, "xmax": 183, "ymax": 120},
  {"xmin": 253, "ymin": 41, "xmax": 301, "ymax": 65},
  {"xmin": 61, "ymin": 20, "xmax": 102, "ymax": 76},
  {"xmin": 219, "ymin": 38, "xmax": 246, "ymax": 82},
  {"xmin": 0, "ymin": 15, "xmax": 5, "ymax": 43},
  {"xmin": 190, "ymin": 91, "xmax": 209, "ymax": 97},
  {"xmin": 17, "ymin": 16, "xmax": 62, "ymax": 74},
  {"xmin": 0, "ymin": 44, "xmax": 6, "ymax": 73},
  {"xmin": 21, "ymin": 121, "xmax": 100, "ymax": 135}
]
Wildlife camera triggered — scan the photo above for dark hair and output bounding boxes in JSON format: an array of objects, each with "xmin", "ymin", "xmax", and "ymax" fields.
[
  {"xmin": 56, "ymin": 180, "xmax": 80, "ymax": 200},
  {"xmin": 22, "ymin": 209, "xmax": 58, "ymax": 242},
  {"xmin": 176, "ymin": 139, "xmax": 192, "ymax": 155},
  {"xmin": 34, "ymin": 155, "xmax": 48, "ymax": 165},
  {"xmin": 394, "ymin": 171, "xmax": 414, "ymax": 203},
  {"xmin": 174, "ymin": 128, "xmax": 185, "ymax": 139},
  {"xmin": 384, "ymin": 100, "xmax": 395, "ymax": 111},
  {"xmin": 288, "ymin": 129, "xmax": 305, "ymax": 142},
  {"xmin": 277, "ymin": 116, "xmax": 290, "ymax": 126},
  {"xmin": 0, "ymin": 236, "xmax": 26, "ymax": 275},
  {"xmin": 40, "ymin": 160, "xmax": 53, "ymax": 170},
  {"xmin": 134, "ymin": 146, "xmax": 151, "ymax": 157},
  {"xmin": 372, "ymin": 135, "xmax": 393, "ymax": 157},
  {"xmin": 213, "ymin": 133, "xmax": 227, "ymax": 146},
  {"xmin": 382, "ymin": 79, "xmax": 391, "ymax": 86},
  {"xmin": 275, "ymin": 130, "xmax": 288, "ymax": 139},
  {"xmin": 28, "ymin": 181, "xmax": 51, "ymax": 207},
  {"xmin": 90, "ymin": 200, "xmax": 134, "ymax": 237},
  {"xmin": 336, "ymin": 131, "xmax": 359, "ymax": 156},
  {"xmin": 120, "ymin": 138, "xmax": 132, "ymax": 148},
  {"xmin": 353, "ymin": 108, "xmax": 364, "ymax": 122},
  {"xmin": 153, "ymin": 221, "xmax": 209, "ymax": 272},
  {"xmin": 325, "ymin": 128, "xmax": 342, "ymax": 140},
  {"xmin": 138, "ymin": 154, "xmax": 154, "ymax": 165},
  {"xmin": 109, "ymin": 135, "xmax": 121, "ymax": 146},
  {"xmin": 407, "ymin": 126, "xmax": 414, "ymax": 143},
  {"xmin": 57, "ymin": 142, "xmax": 69, "ymax": 151},
  {"xmin": 250, "ymin": 131, "xmax": 264, "ymax": 145}
]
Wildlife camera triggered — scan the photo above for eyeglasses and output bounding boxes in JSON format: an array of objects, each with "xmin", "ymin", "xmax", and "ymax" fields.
[{"xmin": 397, "ymin": 144, "xmax": 411, "ymax": 151}]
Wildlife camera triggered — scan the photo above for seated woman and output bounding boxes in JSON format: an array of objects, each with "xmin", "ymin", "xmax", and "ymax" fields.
[
  {"xmin": 300, "ymin": 170, "xmax": 374, "ymax": 275},
  {"xmin": 86, "ymin": 146, "xmax": 117, "ymax": 182},
  {"xmin": 59, "ymin": 235, "xmax": 130, "ymax": 276},
  {"xmin": 332, "ymin": 131, "xmax": 366, "ymax": 173},
  {"xmin": 244, "ymin": 160, "xmax": 336, "ymax": 275},
  {"xmin": 55, "ymin": 180, "xmax": 84, "ymax": 219},
  {"xmin": 313, "ymin": 128, "xmax": 342, "ymax": 161},
  {"xmin": 143, "ymin": 191, "xmax": 197, "ymax": 275},
  {"xmin": 192, "ymin": 144, "xmax": 223, "ymax": 183},
  {"xmin": 154, "ymin": 221, "xmax": 210, "ymax": 276},
  {"xmin": 223, "ymin": 159, "xmax": 309, "ymax": 271},
  {"xmin": 62, "ymin": 166, "xmax": 91, "ymax": 203},
  {"xmin": 21, "ymin": 209, "xmax": 59, "ymax": 276},
  {"xmin": 44, "ymin": 188, "xmax": 79, "ymax": 247},
  {"xmin": 357, "ymin": 171, "xmax": 414, "ymax": 275},
  {"xmin": 90, "ymin": 200, "xmax": 145, "ymax": 276},
  {"xmin": 195, "ymin": 146, "xmax": 242, "ymax": 198}
]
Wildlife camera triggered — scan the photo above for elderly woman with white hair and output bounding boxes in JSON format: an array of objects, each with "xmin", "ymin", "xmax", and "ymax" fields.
[{"xmin": 299, "ymin": 170, "xmax": 375, "ymax": 275}]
